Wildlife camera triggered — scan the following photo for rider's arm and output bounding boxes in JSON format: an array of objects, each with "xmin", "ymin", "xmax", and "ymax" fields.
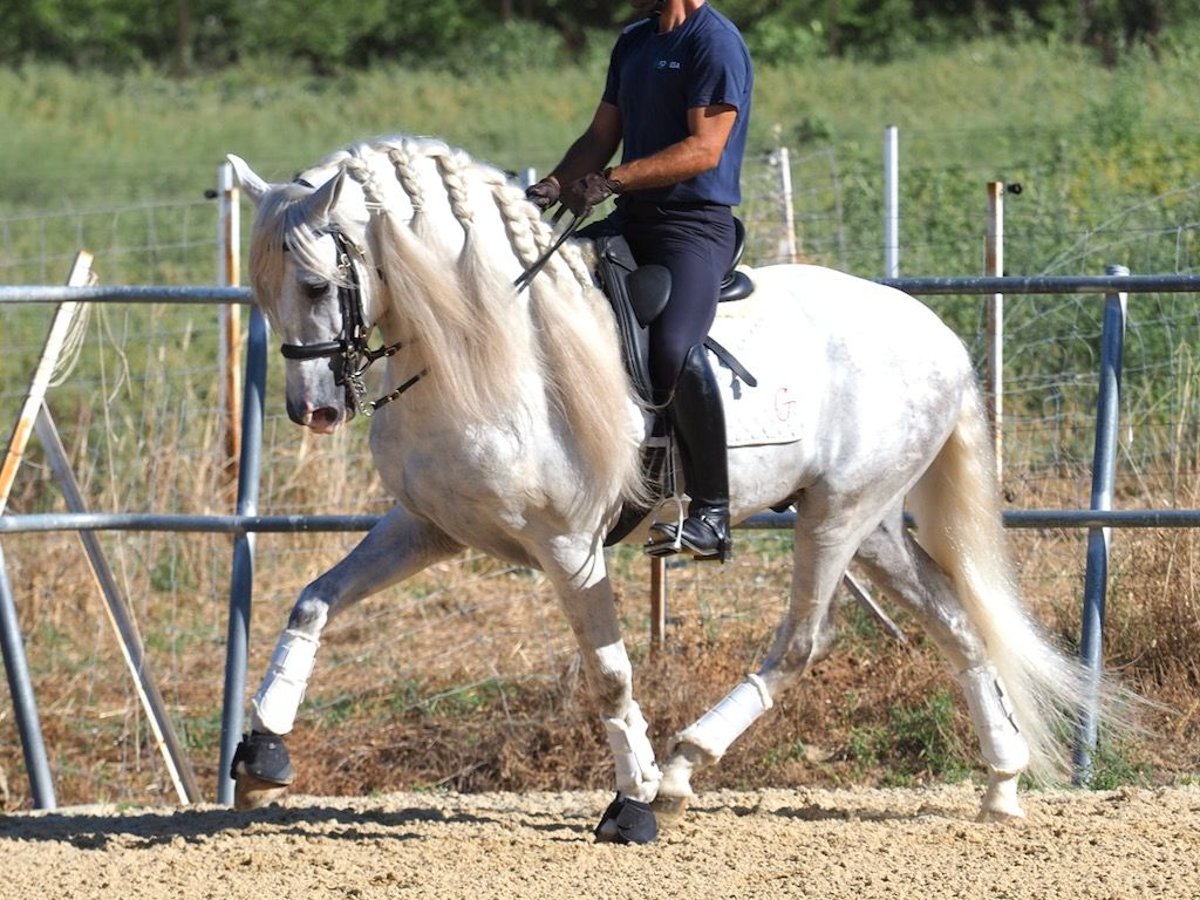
[
  {"xmin": 606, "ymin": 104, "xmax": 737, "ymax": 192},
  {"xmin": 545, "ymin": 102, "xmax": 623, "ymax": 191}
]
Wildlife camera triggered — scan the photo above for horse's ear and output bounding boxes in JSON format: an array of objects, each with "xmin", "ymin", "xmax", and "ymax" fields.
[
  {"xmin": 226, "ymin": 154, "xmax": 269, "ymax": 206},
  {"xmin": 303, "ymin": 168, "xmax": 348, "ymax": 226}
]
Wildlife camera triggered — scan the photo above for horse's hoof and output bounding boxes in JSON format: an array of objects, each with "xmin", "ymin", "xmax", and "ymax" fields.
[
  {"xmin": 235, "ymin": 772, "xmax": 292, "ymax": 810},
  {"xmin": 976, "ymin": 805, "xmax": 1025, "ymax": 824},
  {"xmin": 594, "ymin": 794, "xmax": 658, "ymax": 844},
  {"xmin": 230, "ymin": 731, "xmax": 294, "ymax": 810},
  {"xmin": 650, "ymin": 791, "xmax": 691, "ymax": 826},
  {"xmin": 977, "ymin": 774, "xmax": 1025, "ymax": 822}
]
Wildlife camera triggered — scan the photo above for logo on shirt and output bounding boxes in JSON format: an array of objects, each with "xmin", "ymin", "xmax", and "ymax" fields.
[{"xmin": 655, "ymin": 59, "xmax": 682, "ymax": 70}]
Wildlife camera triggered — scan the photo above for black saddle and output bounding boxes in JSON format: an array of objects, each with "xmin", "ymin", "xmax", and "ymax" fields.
[{"xmin": 587, "ymin": 218, "xmax": 756, "ymax": 405}]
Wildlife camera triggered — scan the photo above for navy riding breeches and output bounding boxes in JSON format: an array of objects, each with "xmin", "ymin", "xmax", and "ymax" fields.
[{"xmin": 613, "ymin": 200, "xmax": 736, "ymax": 395}]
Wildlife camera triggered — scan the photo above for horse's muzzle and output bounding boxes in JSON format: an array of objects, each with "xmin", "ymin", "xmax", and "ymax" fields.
[{"xmin": 287, "ymin": 398, "xmax": 349, "ymax": 433}]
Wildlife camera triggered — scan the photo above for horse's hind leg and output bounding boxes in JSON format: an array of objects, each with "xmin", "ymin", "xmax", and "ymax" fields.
[
  {"xmin": 852, "ymin": 510, "xmax": 1030, "ymax": 820},
  {"xmin": 654, "ymin": 518, "xmax": 852, "ymax": 821},
  {"xmin": 232, "ymin": 507, "xmax": 463, "ymax": 809}
]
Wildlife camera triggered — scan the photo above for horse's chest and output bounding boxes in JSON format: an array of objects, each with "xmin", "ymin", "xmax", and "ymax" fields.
[{"xmin": 369, "ymin": 417, "xmax": 538, "ymax": 521}]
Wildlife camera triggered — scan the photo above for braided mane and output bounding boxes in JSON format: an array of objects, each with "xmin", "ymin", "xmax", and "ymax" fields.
[{"xmin": 251, "ymin": 135, "xmax": 645, "ymax": 515}]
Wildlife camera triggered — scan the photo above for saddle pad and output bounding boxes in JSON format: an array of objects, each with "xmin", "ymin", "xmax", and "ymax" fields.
[{"xmin": 709, "ymin": 296, "xmax": 807, "ymax": 448}]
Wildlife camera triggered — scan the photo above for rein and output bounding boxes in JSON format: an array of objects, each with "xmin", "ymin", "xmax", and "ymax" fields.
[
  {"xmin": 513, "ymin": 209, "xmax": 583, "ymax": 295},
  {"xmin": 278, "ymin": 230, "xmax": 419, "ymax": 416}
]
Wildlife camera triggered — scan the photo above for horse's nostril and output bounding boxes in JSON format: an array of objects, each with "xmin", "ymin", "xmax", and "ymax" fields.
[{"xmin": 313, "ymin": 407, "xmax": 340, "ymax": 427}]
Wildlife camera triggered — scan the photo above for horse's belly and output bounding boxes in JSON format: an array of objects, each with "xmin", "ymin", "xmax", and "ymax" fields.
[{"xmin": 368, "ymin": 414, "xmax": 583, "ymax": 564}]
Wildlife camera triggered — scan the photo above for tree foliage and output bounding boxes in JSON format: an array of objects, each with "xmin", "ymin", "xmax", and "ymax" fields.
[{"xmin": 0, "ymin": 0, "xmax": 1190, "ymax": 73}]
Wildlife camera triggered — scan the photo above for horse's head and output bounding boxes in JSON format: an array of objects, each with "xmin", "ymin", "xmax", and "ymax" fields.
[{"xmin": 228, "ymin": 153, "xmax": 375, "ymax": 434}]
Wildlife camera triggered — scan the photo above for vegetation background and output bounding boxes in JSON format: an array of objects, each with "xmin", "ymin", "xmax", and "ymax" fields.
[{"xmin": 2, "ymin": 2, "xmax": 1200, "ymax": 810}]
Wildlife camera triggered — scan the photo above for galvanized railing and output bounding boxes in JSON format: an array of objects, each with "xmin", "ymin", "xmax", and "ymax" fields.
[{"xmin": 3, "ymin": 270, "xmax": 1200, "ymax": 806}]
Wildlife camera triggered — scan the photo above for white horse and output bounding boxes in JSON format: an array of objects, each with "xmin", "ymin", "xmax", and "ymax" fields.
[{"xmin": 226, "ymin": 135, "xmax": 1131, "ymax": 842}]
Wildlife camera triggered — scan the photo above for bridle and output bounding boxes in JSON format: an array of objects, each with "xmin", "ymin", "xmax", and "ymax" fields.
[
  {"xmin": 278, "ymin": 229, "xmax": 420, "ymax": 417},
  {"xmin": 277, "ymin": 191, "xmax": 580, "ymax": 416}
]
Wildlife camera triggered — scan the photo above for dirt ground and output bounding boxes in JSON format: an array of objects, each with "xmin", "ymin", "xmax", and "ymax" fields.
[{"xmin": 1, "ymin": 782, "xmax": 1197, "ymax": 899}]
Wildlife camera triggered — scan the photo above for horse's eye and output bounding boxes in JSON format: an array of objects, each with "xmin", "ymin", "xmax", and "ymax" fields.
[{"xmin": 301, "ymin": 279, "xmax": 330, "ymax": 300}]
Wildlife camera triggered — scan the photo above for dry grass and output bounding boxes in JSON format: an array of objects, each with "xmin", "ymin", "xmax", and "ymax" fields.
[{"xmin": 2, "ymin": 490, "xmax": 1199, "ymax": 811}]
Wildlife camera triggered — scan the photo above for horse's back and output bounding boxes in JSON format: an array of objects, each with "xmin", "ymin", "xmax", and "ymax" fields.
[
  {"xmin": 723, "ymin": 264, "xmax": 964, "ymax": 360},
  {"xmin": 714, "ymin": 263, "xmax": 976, "ymax": 511},
  {"xmin": 716, "ymin": 263, "xmax": 972, "ymax": 404}
]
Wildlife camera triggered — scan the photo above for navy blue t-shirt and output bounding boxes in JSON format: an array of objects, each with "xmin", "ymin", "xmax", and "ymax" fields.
[{"xmin": 602, "ymin": 4, "xmax": 753, "ymax": 206}]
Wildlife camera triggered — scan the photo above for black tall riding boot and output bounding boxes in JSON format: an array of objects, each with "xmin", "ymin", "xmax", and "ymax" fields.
[{"xmin": 646, "ymin": 343, "xmax": 732, "ymax": 562}]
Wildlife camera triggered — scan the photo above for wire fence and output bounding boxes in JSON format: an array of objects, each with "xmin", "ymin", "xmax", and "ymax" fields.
[{"xmin": 2, "ymin": 147, "xmax": 1200, "ymax": 806}]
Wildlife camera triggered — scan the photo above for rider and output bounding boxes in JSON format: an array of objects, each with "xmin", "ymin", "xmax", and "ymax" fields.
[{"xmin": 526, "ymin": 0, "xmax": 753, "ymax": 562}]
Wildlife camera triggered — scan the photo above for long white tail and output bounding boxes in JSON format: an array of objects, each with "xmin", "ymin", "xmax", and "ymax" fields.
[{"xmin": 907, "ymin": 385, "xmax": 1135, "ymax": 782}]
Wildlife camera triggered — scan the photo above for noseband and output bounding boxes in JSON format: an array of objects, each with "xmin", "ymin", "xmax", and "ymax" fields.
[{"xmin": 278, "ymin": 229, "xmax": 421, "ymax": 416}]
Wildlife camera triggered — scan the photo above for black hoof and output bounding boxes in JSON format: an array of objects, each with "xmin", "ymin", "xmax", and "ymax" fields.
[
  {"xmin": 230, "ymin": 730, "xmax": 294, "ymax": 785},
  {"xmin": 594, "ymin": 793, "xmax": 658, "ymax": 845}
]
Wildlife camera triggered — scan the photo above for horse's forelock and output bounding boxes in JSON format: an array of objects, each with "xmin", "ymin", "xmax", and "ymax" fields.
[{"xmin": 249, "ymin": 183, "xmax": 350, "ymax": 315}]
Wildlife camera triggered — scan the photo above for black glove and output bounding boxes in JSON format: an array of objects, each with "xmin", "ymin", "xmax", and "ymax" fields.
[
  {"xmin": 562, "ymin": 169, "xmax": 623, "ymax": 218},
  {"xmin": 525, "ymin": 177, "xmax": 561, "ymax": 212}
]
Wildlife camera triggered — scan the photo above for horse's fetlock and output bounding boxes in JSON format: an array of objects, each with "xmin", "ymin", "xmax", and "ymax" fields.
[
  {"xmin": 288, "ymin": 596, "xmax": 329, "ymax": 632},
  {"xmin": 603, "ymin": 702, "xmax": 661, "ymax": 800}
]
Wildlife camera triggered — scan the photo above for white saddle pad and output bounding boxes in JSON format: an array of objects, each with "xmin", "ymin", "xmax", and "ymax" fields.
[{"xmin": 709, "ymin": 292, "xmax": 808, "ymax": 448}]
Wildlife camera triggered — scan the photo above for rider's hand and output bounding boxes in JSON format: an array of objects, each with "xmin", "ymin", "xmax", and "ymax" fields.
[
  {"xmin": 525, "ymin": 177, "xmax": 561, "ymax": 212},
  {"xmin": 562, "ymin": 169, "xmax": 623, "ymax": 218}
]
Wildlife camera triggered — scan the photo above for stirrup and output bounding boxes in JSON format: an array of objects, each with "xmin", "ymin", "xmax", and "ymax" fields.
[
  {"xmin": 644, "ymin": 495, "xmax": 685, "ymax": 559},
  {"xmin": 647, "ymin": 511, "xmax": 731, "ymax": 563}
]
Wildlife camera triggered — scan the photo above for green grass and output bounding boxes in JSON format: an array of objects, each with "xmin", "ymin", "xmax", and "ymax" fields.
[
  {"xmin": 2, "ymin": 35, "xmax": 1199, "ymax": 228},
  {"xmin": 4, "ymin": 40, "xmax": 1200, "ymax": 807}
]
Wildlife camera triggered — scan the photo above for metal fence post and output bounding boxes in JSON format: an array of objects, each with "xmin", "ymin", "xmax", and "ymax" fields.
[
  {"xmin": 216, "ymin": 304, "xmax": 268, "ymax": 805},
  {"xmin": 1073, "ymin": 264, "xmax": 1129, "ymax": 784},
  {"xmin": 883, "ymin": 125, "xmax": 900, "ymax": 277},
  {"xmin": 0, "ymin": 543, "xmax": 55, "ymax": 809}
]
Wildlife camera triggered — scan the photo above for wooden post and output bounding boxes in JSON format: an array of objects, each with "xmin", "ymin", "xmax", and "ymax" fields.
[
  {"xmin": 649, "ymin": 556, "xmax": 666, "ymax": 655},
  {"xmin": 0, "ymin": 251, "xmax": 93, "ymax": 514},
  {"xmin": 218, "ymin": 162, "xmax": 243, "ymax": 480}
]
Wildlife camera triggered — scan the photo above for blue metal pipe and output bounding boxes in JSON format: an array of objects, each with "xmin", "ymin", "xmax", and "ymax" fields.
[
  {"xmin": 0, "ymin": 543, "xmax": 56, "ymax": 809},
  {"xmin": 0, "ymin": 286, "xmax": 251, "ymax": 304},
  {"xmin": 1, "ymin": 274, "xmax": 1199, "ymax": 308},
  {"xmin": 216, "ymin": 306, "xmax": 268, "ymax": 805},
  {"xmin": 0, "ymin": 512, "xmax": 382, "ymax": 534},
  {"xmin": 1073, "ymin": 265, "xmax": 1129, "ymax": 784}
]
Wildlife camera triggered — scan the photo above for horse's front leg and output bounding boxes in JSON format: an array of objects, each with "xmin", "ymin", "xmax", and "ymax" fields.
[
  {"xmin": 231, "ymin": 507, "xmax": 462, "ymax": 809},
  {"xmin": 533, "ymin": 535, "xmax": 661, "ymax": 845}
]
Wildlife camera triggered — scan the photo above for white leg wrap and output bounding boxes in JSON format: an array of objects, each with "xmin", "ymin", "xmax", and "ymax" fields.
[
  {"xmin": 957, "ymin": 664, "xmax": 1030, "ymax": 774},
  {"xmin": 603, "ymin": 701, "xmax": 662, "ymax": 803},
  {"xmin": 673, "ymin": 674, "xmax": 773, "ymax": 762},
  {"xmin": 251, "ymin": 629, "xmax": 320, "ymax": 735}
]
